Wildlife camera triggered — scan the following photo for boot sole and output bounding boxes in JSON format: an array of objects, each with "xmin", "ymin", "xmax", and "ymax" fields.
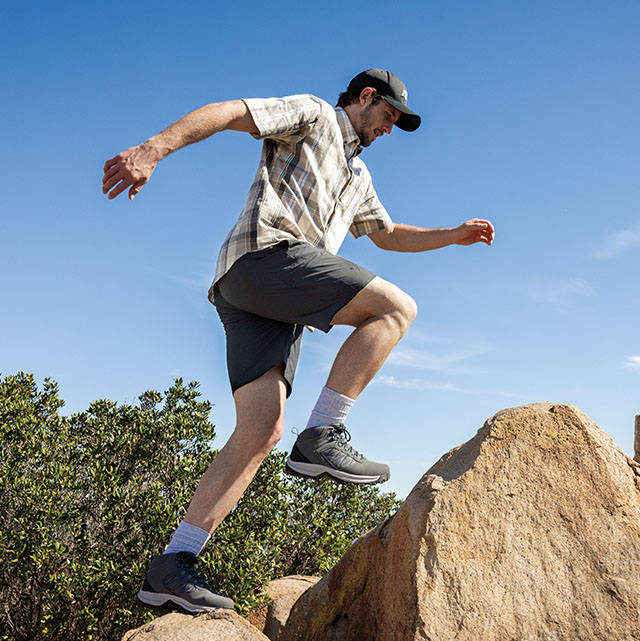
[
  {"xmin": 137, "ymin": 589, "xmax": 234, "ymax": 613},
  {"xmin": 285, "ymin": 458, "xmax": 389, "ymax": 485}
]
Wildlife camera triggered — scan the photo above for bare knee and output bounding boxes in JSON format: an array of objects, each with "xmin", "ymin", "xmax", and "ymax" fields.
[
  {"xmin": 394, "ymin": 289, "xmax": 418, "ymax": 334},
  {"xmin": 381, "ymin": 288, "xmax": 417, "ymax": 338},
  {"xmin": 331, "ymin": 277, "xmax": 417, "ymax": 332},
  {"xmin": 235, "ymin": 413, "xmax": 284, "ymax": 456},
  {"xmin": 256, "ymin": 421, "xmax": 284, "ymax": 455},
  {"xmin": 263, "ymin": 417, "xmax": 285, "ymax": 451},
  {"xmin": 233, "ymin": 365, "xmax": 287, "ymax": 455}
]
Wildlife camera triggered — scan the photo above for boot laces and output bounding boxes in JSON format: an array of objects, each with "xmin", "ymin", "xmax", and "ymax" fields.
[
  {"xmin": 176, "ymin": 552, "xmax": 212, "ymax": 590},
  {"xmin": 330, "ymin": 424, "xmax": 364, "ymax": 460}
]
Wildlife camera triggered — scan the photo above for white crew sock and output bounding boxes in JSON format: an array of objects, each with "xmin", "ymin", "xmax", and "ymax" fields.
[
  {"xmin": 305, "ymin": 385, "xmax": 355, "ymax": 430},
  {"xmin": 164, "ymin": 520, "xmax": 211, "ymax": 556}
]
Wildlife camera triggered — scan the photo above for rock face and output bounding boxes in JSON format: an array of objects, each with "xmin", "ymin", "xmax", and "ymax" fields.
[
  {"xmin": 280, "ymin": 403, "xmax": 640, "ymax": 641},
  {"xmin": 122, "ymin": 609, "xmax": 270, "ymax": 641}
]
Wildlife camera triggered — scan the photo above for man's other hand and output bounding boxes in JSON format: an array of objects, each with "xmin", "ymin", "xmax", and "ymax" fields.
[
  {"xmin": 102, "ymin": 144, "xmax": 160, "ymax": 200},
  {"xmin": 453, "ymin": 219, "xmax": 495, "ymax": 246}
]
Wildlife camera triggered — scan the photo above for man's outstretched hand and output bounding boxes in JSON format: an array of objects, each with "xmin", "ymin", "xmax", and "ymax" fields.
[
  {"xmin": 102, "ymin": 144, "xmax": 161, "ymax": 200},
  {"xmin": 453, "ymin": 219, "xmax": 495, "ymax": 246}
]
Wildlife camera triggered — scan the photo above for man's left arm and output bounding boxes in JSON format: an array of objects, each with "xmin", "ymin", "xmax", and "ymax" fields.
[{"xmin": 368, "ymin": 219, "xmax": 495, "ymax": 252}]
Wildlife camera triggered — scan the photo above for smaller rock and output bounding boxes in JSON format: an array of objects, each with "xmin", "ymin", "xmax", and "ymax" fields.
[
  {"xmin": 266, "ymin": 575, "xmax": 321, "ymax": 602},
  {"xmin": 246, "ymin": 575, "xmax": 320, "ymax": 636},
  {"xmin": 122, "ymin": 610, "xmax": 270, "ymax": 641},
  {"xmin": 264, "ymin": 576, "xmax": 321, "ymax": 640}
]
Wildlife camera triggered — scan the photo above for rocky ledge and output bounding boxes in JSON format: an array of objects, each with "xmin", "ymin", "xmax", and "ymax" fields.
[{"xmin": 125, "ymin": 403, "xmax": 640, "ymax": 641}]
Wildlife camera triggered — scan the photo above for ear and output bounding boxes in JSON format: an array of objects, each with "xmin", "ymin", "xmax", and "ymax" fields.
[{"xmin": 359, "ymin": 87, "xmax": 375, "ymax": 106}]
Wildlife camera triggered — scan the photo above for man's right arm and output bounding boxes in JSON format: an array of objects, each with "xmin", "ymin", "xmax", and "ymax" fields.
[{"xmin": 102, "ymin": 100, "xmax": 258, "ymax": 201}]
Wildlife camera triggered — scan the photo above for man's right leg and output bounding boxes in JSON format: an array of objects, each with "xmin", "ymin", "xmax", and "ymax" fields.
[
  {"xmin": 137, "ymin": 365, "xmax": 288, "ymax": 613},
  {"xmin": 183, "ymin": 365, "xmax": 287, "ymax": 533}
]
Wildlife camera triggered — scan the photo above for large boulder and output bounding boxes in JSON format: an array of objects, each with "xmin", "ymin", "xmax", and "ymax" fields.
[
  {"xmin": 279, "ymin": 403, "xmax": 640, "ymax": 641},
  {"xmin": 122, "ymin": 609, "xmax": 270, "ymax": 641}
]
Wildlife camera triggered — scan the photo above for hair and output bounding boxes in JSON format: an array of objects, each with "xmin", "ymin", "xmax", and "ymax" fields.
[{"xmin": 336, "ymin": 88, "xmax": 385, "ymax": 109}]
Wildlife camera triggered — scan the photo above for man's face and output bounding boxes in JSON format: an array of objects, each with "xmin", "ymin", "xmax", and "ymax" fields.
[{"xmin": 354, "ymin": 96, "xmax": 401, "ymax": 147}]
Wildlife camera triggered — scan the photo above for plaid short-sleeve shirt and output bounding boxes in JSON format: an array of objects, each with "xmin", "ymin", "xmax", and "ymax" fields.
[{"xmin": 208, "ymin": 94, "xmax": 393, "ymax": 303}]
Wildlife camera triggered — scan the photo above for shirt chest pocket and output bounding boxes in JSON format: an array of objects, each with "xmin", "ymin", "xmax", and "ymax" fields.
[{"xmin": 335, "ymin": 162, "xmax": 367, "ymax": 225}]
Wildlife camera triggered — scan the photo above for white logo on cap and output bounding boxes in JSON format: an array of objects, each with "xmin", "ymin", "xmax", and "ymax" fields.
[{"xmin": 401, "ymin": 89, "xmax": 408, "ymax": 103}]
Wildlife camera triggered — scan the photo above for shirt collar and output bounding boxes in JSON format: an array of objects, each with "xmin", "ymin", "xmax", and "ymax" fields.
[{"xmin": 335, "ymin": 107, "xmax": 362, "ymax": 159}]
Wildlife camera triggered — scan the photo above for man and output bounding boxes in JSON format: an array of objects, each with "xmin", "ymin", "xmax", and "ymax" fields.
[{"xmin": 102, "ymin": 69, "xmax": 495, "ymax": 613}]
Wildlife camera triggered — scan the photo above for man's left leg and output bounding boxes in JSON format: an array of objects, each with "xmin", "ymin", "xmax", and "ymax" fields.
[
  {"xmin": 207, "ymin": 239, "xmax": 412, "ymax": 486},
  {"xmin": 286, "ymin": 275, "xmax": 417, "ymax": 485}
]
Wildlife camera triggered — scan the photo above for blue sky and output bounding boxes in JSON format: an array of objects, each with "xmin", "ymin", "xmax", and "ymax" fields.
[{"xmin": 1, "ymin": 0, "xmax": 638, "ymax": 499}]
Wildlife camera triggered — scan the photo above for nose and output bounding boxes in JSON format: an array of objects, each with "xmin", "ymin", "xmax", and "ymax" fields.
[{"xmin": 383, "ymin": 122, "xmax": 393, "ymax": 135}]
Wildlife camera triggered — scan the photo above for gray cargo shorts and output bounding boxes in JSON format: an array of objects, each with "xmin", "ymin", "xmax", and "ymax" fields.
[{"xmin": 213, "ymin": 239, "xmax": 376, "ymax": 397}]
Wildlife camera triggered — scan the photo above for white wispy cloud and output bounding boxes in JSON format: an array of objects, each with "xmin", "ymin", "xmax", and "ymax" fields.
[
  {"xmin": 402, "ymin": 328, "xmax": 450, "ymax": 345},
  {"xmin": 371, "ymin": 375, "xmax": 529, "ymax": 401},
  {"xmin": 592, "ymin": 223, "xmax": 640, "ymax": 260},
  {"xmin": 624, "ymin": 356, "xmax": 640, "ymax": 369},
  {"xmin": 169, "ymin": 270, "xmax": 214, "ymax": 293},
  {"xmin": 371, "ymin": 374, "xmax": 470, "ymax": 393},
  {"xmin": 527, "ymin": 277, "xmax": 595, "ymax": 306},
  {"xmin": 306, "ymin": 329, "xmax": 497, "ymax": 378},
  {"xmin": 167, "ymin": 267, "xmax": 217, "ymax": 311},
  {"xmin": 386, "ymin": 342, "xmax": 495, "ymax": 373}
]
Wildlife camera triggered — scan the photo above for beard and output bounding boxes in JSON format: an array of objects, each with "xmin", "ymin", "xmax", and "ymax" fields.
[{"xmin": 354, "ymin": 103, "xmax": 377, "ymax": 147}]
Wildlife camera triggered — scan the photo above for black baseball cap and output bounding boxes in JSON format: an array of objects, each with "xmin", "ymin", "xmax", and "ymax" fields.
[{"xmin": 347, "ymin": 69, "xmax": 421, "ymax": 132}]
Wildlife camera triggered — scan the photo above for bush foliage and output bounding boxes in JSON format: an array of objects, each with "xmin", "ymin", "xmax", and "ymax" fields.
[{"xmin": 0, "ymin": 373, "xmax": 400, "ymax": 641}]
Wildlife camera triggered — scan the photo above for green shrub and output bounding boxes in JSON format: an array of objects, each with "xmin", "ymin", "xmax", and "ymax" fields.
[{"xmin": 0, "ymin": 373, "xmax": 400, "ymax": 641}]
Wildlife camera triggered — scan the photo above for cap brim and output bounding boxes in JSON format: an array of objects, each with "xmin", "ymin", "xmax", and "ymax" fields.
[{"xmin": 384, "ymin": 97, "xmax": 421, "ymax": 132}]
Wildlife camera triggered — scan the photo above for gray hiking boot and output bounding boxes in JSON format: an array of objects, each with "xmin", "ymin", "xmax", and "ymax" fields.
[
  {"xmin": 137, "ymin": 551, "xmax": 235, "ymax": 613},
  {"xmin": 285, "ymin": 424, "xmax": 390, "ymax": 485}
]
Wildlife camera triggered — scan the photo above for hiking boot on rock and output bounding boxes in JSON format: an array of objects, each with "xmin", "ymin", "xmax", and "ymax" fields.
[{"xmin": 137, "ymin": 551, "xmax": 235, "ymax": 613}]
